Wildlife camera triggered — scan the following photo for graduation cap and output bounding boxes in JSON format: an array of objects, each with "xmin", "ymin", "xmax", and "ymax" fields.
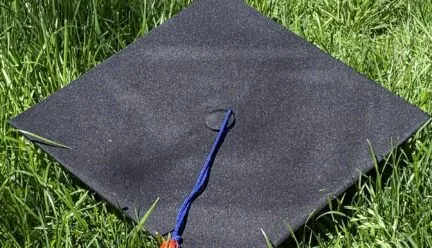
[{"xmin": 10, "ymin": 0, "xmax": 429, "ymax": 247}]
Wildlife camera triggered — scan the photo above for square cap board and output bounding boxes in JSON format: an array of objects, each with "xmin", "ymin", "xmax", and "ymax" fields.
[{"xmin": 10, "ymin": 0, "xmax": 430, "ymax": 247}]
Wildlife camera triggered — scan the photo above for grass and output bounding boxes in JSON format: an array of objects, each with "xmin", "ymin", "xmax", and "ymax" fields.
[{"xmin": 0, "ymin": 0, "xmax": 431, "ymax": 247}]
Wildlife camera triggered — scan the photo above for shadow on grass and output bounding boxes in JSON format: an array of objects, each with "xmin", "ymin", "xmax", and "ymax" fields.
[{"xmin": 277, "ymin": 128, "xmax": 430, "ymax": 248}]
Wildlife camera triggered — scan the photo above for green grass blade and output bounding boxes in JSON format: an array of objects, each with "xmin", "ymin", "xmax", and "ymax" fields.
[{"xmin": 17, "ymin": 129, "xmax": 71, "ymax": 149}]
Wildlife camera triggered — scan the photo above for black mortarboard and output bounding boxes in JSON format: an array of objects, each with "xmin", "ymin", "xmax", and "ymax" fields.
[{"xmin": 10, "ymin": 0, "xmax": 429, "ymax": 247}]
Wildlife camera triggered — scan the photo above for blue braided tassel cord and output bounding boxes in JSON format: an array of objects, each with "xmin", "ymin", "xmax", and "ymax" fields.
[{"xmin": 171, "ymin": 109, "xmax": 233, "ymax": 246}]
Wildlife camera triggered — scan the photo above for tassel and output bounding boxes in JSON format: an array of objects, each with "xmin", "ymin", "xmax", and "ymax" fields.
[
  {"xmin": 163, "ymin": 109, "xmax": 233, "ymax": 246},
  {"xmin": 160, "ymin": 239, "xmax": 179, "ymax": 248}
]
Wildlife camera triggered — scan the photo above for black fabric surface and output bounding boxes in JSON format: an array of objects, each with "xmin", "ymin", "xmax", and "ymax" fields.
[{"xmin": 10, "ymin": 0, "xmax": 429, "ymax": 247}]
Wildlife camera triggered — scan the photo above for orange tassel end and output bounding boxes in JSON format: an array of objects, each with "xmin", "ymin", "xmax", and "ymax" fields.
[{"xmin": 160, "ymin": 239, "xmax": 179, "ymax": 248}]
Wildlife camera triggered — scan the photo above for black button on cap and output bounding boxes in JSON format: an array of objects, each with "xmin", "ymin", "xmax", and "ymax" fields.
[{"xmin": 205, "ymin": 109, "xmax": 235, "ymax": 131}]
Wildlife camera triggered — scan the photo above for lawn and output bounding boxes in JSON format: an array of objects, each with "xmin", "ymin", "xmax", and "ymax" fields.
[{"xmin": 1, "ymin": 0, "xmax": 431, "ymax": 247}]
